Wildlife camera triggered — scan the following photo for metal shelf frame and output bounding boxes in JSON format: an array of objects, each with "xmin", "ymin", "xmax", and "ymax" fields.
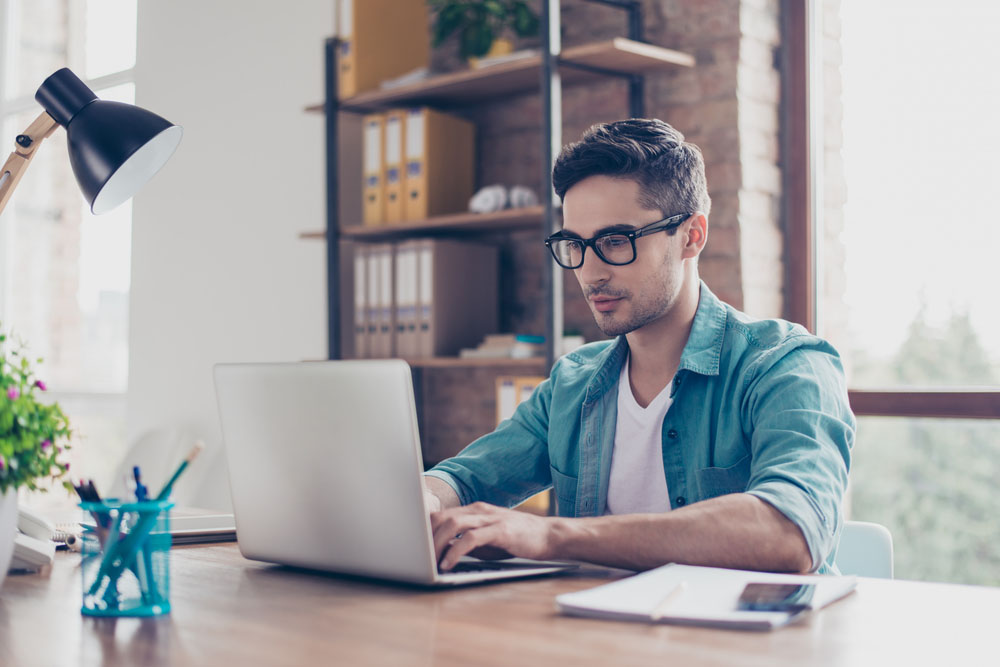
[{"xmin": 323, "ymin": 0, "xmax": 651, "ymax": 366}]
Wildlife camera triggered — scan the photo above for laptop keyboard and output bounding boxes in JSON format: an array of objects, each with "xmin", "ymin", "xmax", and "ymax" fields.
[{"xmin": 443, "ymin": 560, "xmax": 547, "ymax": 574}]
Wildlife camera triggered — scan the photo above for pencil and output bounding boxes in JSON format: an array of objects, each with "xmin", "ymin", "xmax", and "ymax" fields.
[{"xmin": 650, "ymin": 581, "xmax": 687, "ymax": 621}]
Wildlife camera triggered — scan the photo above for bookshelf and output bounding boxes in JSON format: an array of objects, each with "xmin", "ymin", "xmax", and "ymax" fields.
[
  {"xmin": 299, "ymin": 206, "xmax": 547, "ymax": 241},
  {"xmin": 310, "ymin": 4, "xmax": 694, "ymax": 366},
  {"xmin": 305, "ymin": 38, "xmax": 693, "ymax": 113},
  {"xmin": 308, "ymin": 1, "xmax": 694, "ymax": 463}
]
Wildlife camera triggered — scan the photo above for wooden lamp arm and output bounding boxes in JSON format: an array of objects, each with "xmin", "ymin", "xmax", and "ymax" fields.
[{"xmin": 0, "ymin": 111, "xmax": 60, "ymax": 217}]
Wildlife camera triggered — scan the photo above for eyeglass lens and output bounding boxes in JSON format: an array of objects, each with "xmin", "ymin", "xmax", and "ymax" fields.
[{"xmin": 551, "ymin": 234, "xmax": 634, "ymax": 268}]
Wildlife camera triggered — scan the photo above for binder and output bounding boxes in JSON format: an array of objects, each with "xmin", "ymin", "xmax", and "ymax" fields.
[
  {"xmin": 394, "ymin": 241, "xmax": 419, "ymax": 358},
  {"xmin": 354, "ymin": 247, "xmax": 368, "ymax": 358},
  {"xmin": 495, "ymin": 376, "xmax": 546, "ymax": 426},
  {"xmin": 404, "ymin": 108, "xmax": 476, "ymax": 221},
  {"xmin": 383, "ymin": 110, "xmax": 406, "ymax": 223},
  {"xmin": 415, "ymin": 239, "xmax": 498, "ymax": 357},
  {"xmin": 337, "ymin": 0, "xmax": 430, "ymax": 100},
  {"xmin": 374, "ymin": 243, "xmax": 396, "ymax": 357},
  {"xmin": 365, "ymin": 245, "xmax": 379, "ymax": 357},
  {"xmin": 362, "ymin": 114, "xmax": 385, "ymax": 225}
]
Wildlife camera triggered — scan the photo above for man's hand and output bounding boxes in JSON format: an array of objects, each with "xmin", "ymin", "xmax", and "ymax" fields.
[{"xmin": 430, "ymin": 502, "xmax": 558, "ymax": 570}]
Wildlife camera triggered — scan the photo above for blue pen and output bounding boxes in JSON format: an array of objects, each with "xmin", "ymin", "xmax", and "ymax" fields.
[{"xmin": 133, "ymin": 466, "xmax": 148, "ymax": 501}]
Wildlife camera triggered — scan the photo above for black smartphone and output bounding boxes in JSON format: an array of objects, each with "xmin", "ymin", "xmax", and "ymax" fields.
[{"xmin": 736, "ymin": 582, "xmax": 816, "ymax": 613}]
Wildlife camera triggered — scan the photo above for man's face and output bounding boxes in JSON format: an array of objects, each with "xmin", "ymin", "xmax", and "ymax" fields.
[{"xmin": 561, "ymin": 175, "xmax": 686, "ymax": 337}]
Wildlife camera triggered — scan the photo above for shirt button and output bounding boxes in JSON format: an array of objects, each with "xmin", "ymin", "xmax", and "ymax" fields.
[
  {"xmin": 667, "ymin": 429, "xmax": 678, "ymax": 439},
  {"xmin": 675, "ymin": 497, "xmax": 686, "ymax": 506}
]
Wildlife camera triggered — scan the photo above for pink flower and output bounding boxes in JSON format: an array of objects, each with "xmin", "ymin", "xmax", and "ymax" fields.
[
  {"xmin": 34, "ymin": 380, "xmax": 47, "ymax": 391},
  {"xmin": 41, "ymin": 440, "xmax": 52, "ymax": 451},
  {"xmin": 0, "ymin": 458, "xmax": 4, "ymax": 470},
  {"xmin": 6, "ymin": 387, "xmax": 18, "ymax": 400}
]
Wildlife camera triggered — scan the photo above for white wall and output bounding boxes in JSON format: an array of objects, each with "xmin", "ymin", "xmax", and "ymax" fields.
[{"xmin": 127, "ymin": 1, "xmax": 334, "ymax": 509}]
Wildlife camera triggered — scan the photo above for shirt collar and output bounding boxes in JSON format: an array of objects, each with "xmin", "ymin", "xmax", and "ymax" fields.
[{"xmin": 677, "ymin": 280, "xmax": 727, "ymax": 377}]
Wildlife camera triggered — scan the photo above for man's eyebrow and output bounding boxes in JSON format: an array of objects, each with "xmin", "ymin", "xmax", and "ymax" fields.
[{"xmin": 559, "ymin": 223, "xmax": 638, "ymax": 239}]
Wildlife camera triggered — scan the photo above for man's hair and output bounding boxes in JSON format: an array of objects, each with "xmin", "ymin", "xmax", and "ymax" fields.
[{"xmin": 552, "ymin": 118, "xmax": 711, "ymax": 218}]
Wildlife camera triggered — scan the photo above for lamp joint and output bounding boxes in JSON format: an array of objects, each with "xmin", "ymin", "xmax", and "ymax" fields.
[{"xmin": 15, "ymin": 135, "xmax": 32, "ymax": 148}]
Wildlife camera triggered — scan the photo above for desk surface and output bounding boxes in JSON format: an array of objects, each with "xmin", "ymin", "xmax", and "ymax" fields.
[{"xmin": 2, "ymin": 544, "xmax": 999, "ymax": 666}]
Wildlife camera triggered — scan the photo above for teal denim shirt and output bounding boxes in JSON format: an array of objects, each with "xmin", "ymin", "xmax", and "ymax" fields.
[{"xmin": 426, "ymin": 282, "xmax": 855, "ymax": 573}]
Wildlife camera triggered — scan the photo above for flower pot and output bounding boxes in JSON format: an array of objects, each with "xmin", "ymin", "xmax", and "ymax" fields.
[
  {"xmin": 0, "ymin": 488, "xmax": 16, "ymax": 591},
  {"xmin": 468, "ymin": 37, "xmax": 515, "ymax": 69}
]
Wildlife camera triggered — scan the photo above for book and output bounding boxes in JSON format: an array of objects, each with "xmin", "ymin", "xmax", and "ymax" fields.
[{"xmin": 556, "ymin": 563, "xmax": 857, "ymax": 631}]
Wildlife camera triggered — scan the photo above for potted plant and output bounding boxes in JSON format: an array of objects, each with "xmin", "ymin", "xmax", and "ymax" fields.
[
  {"xmin": 0, "ymin": 324, "xmax": 72, "ymax": 589},
  {"xmin": 429, "ymin": 0, "xmax": 540, "ymax": 63}
]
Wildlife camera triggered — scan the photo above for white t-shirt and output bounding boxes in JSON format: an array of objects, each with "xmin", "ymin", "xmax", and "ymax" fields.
[{"xmin": 605, "ymin": 354, "xmax": 673, "ymax": 515}]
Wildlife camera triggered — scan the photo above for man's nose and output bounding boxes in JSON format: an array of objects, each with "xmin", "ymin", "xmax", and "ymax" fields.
[{"xmin": 576, "ymin": 247, "xmax": 611, "ymax": 285}]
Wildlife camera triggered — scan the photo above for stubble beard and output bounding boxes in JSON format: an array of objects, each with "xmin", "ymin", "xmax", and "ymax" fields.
[{"xmin": 587, "ymin": 257, "xmax": 680, "ymax": 337}]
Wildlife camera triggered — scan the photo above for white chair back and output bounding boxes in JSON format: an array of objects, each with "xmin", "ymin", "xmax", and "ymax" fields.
[{"xmin": 835, "ymin": 520, "xmax": 894, "ymax": 579}]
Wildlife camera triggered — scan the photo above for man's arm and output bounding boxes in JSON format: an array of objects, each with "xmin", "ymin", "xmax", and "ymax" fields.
[
  {"xmin": 431, "ymin": 492, "xmax": 812, "ymax": 573},
  {"xmin": 423, "ymin": 475, "xmax": 461, "ymax": 513}
]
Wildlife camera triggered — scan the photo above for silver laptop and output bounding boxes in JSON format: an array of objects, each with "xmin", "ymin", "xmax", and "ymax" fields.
[{"xmin": 213, "ymin": 359, "xmax": 574, "ymax": 586}]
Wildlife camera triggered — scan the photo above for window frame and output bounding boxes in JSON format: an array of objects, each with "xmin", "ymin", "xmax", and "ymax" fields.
[{"xmin": 781, "ymin": 0, "xmax": 1000, "ymax": 421}]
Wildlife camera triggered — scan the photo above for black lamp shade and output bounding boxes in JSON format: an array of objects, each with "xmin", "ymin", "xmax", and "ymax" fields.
[{"xmin": 35, "ymin": 68, "xmax": 182, "ymax": 215}]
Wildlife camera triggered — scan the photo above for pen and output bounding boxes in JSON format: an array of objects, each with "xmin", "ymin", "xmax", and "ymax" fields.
[
  {"xmin": 133, "ymin": 466, "xmax": 148, "ymax": 501},
  {"xmin": 155, "ymin": 441, "xmax": 204, "ymax": 500},
  {"xmin": 91, "ymin": 441, "xmax": 205, "ymax": 598},
  {"xmin": 649, "ymin": 581, "xmax": 687, "ymax": 621}
]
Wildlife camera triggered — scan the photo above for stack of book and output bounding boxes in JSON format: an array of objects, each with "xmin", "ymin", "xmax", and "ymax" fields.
[{"xmin": 459, "ymin": 334, "xmax": 546, "ymax": 360}]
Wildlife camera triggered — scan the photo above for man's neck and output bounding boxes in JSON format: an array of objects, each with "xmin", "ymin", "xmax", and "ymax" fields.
[{"xmin": 624, "ymin": 275, "xmax": 700, "ymax": 407}]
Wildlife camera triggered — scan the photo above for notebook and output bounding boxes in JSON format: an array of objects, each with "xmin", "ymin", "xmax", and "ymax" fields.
[
  {"xmin": 556, "ymin": 563, "xmax": 857, "ymax": 631},
  {"xmin": 213, "ymin": 359, "xmax": 575, "ymax": 586}
]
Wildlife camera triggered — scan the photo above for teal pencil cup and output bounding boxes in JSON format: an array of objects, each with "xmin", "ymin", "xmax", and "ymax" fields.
[{"xmin": 79, "ymin": 499, "xmax": 174, "ymax": 617}]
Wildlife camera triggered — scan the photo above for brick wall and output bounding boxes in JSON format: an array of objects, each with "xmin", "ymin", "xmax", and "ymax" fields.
[{"xmin": 419, "ymin": 0, "xmax": 795, "ymax": 461}]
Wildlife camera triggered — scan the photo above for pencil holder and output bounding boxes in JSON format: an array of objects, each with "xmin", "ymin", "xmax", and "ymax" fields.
[{"xmin": 78, "ymin": 499, "xmax": 174, "ymax": 617}]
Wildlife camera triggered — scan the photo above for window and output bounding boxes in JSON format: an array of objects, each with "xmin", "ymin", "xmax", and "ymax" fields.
[
  {"xmin": 786, "ymin": 0, "xmax": 1000, "ymax": 585},
  {"xmin": 0, "ymin": 0, "xmax": 138, "ymax": 492}
]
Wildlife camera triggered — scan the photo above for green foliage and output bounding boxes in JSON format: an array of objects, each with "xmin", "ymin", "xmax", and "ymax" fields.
[
  {"xmin": 0, "ymin": 325, "xmax": 73, "ymax": 495},
  {"xmin": 848, "ymin": 308, "xmax": 1000, "ymax": 585},
  {"xmin": 429, "ymin": 0, "xmax": 540, "ymax": 59}
]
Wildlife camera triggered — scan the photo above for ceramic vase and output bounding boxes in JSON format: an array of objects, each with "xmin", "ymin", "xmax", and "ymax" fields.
[{"xmin": 0, "ymin": 488, "xmax": 16, "ymax": 591}]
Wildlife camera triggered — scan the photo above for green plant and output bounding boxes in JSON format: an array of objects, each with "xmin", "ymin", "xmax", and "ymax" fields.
[
  {"xmin": 0, "ymin": 325, "xmax": 72, "ymax": 494},
  {"xmin": 430, "ymin": 0, "xmax": 540, "ymax": 59}
]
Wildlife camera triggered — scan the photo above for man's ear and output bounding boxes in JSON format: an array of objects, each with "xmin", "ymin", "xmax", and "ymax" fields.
[{"xmin": 681, "ymin": 212, "xmax": 708, "ymax": 259}]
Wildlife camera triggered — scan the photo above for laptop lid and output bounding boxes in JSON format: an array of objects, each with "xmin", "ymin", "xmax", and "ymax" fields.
[{"xmin": 214, "ymin": 360, "xmax": 441, "ymax": 583}]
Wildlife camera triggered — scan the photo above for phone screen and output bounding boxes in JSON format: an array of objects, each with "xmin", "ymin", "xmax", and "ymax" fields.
[{"xmin": 736, "ymin": 582, "xmax": 816, "ymax": 613}]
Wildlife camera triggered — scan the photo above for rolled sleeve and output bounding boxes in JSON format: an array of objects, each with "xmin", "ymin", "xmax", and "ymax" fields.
[
  {"xmin": 425, "ymin": 375, "xmax": 555, "ymax": 508},
  {"xmin": 742, "ymin": 340, "xmax": 855, "ymax": 572}
]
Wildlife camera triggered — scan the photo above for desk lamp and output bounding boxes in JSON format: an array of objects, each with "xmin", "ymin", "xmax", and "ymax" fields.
[{"xmin": 0, "ymin": 67, "xmax": 182, "ymax": 216}]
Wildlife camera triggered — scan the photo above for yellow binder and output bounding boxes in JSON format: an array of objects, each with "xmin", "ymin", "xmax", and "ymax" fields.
[
  {"xmin": 404, "ymin": 108, "xmax": 476, "ymax": 221},
  {"xmin": 337, "ymin": 0, "xmax": 430, "ymax": 100},
  {"xmin": 362, "ymin": 113, "xmax": 385, "ymax": 225},
  {"xmin": 383, "ymin": 110, "xmax": 406, "ymax": 224}
]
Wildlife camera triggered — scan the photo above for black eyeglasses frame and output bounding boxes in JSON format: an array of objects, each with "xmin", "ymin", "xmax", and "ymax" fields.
[{"xmin": 544, "ymin": 212, "xmax": 693, "ymax": 269}]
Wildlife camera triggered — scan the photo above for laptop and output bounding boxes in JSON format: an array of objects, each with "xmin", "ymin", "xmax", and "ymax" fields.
[{"xmin": 213, "ymin": 359, "xmax": 575, "ymax": 586}]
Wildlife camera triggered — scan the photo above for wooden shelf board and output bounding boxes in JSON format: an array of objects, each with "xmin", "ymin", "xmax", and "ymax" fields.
[
  {"xmin": 299, "ymin": 206, "xmax": 550, "ymax": 241},
  {"xmin": 304, "ymin": 38, "xmax": 694, "ymax": 112},
  {"xmin": 405, "ymin": 356, "xmax": 547, "ymax": 369}
]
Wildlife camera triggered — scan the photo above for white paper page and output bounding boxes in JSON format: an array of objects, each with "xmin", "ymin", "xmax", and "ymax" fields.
[{"xmin": 556, "ymin": 563, "xmax": 856, "ymax": 629}]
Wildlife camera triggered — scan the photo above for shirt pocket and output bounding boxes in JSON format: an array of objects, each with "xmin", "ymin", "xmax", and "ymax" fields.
[
  {"xmin": 694, "ymin": 454, "xmax": 751, "ymax": 500},
  {"xmin": 549, "ymin": 466, "xmax": 578, "ymax": 517}
]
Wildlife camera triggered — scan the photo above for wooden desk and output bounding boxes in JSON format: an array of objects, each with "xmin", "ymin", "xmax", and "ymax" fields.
[{"xmin": 1, "ymin": 544, "xmax": 998, "ymax": 665}]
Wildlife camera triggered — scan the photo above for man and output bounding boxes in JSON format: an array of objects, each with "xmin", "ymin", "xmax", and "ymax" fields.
[{"xmin": 423, "ymin": 119, "xmax": 854, "ymax": 574}]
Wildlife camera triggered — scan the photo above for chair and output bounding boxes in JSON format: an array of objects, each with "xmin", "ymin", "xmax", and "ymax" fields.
[{"xmin": 835, "ymin": 520, "xmax": 894, "ymax": 578}]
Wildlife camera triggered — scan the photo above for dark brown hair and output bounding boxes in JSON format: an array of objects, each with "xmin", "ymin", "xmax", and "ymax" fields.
[{"xmin": 552, "ymin": 118, "xmax": 711, "ymax": 219}]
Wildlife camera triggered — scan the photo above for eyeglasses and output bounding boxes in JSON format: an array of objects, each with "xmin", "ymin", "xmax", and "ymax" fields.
[{"xmin": 544, "ymin": 212, "xmax": 692, "ymax": 269}]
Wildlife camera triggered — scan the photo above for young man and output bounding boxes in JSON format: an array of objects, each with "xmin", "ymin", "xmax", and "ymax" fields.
[{"xmin": 423, "ymin": 119, "xmax": 854, "ymax": 574}]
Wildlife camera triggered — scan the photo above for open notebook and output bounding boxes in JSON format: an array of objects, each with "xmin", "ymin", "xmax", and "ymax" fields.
[
  {"xmin": 70, "ymin": 506, "xmax": 236, "ymax": 545},
  {"xmin": 556, "ymin": 563, "xmax": 857, "ymax": 631}
]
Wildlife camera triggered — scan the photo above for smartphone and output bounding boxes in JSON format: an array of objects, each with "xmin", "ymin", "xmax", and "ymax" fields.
[{"xmin": 736, "ymin": 582, "xmax": 816, "ymax": 613}]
